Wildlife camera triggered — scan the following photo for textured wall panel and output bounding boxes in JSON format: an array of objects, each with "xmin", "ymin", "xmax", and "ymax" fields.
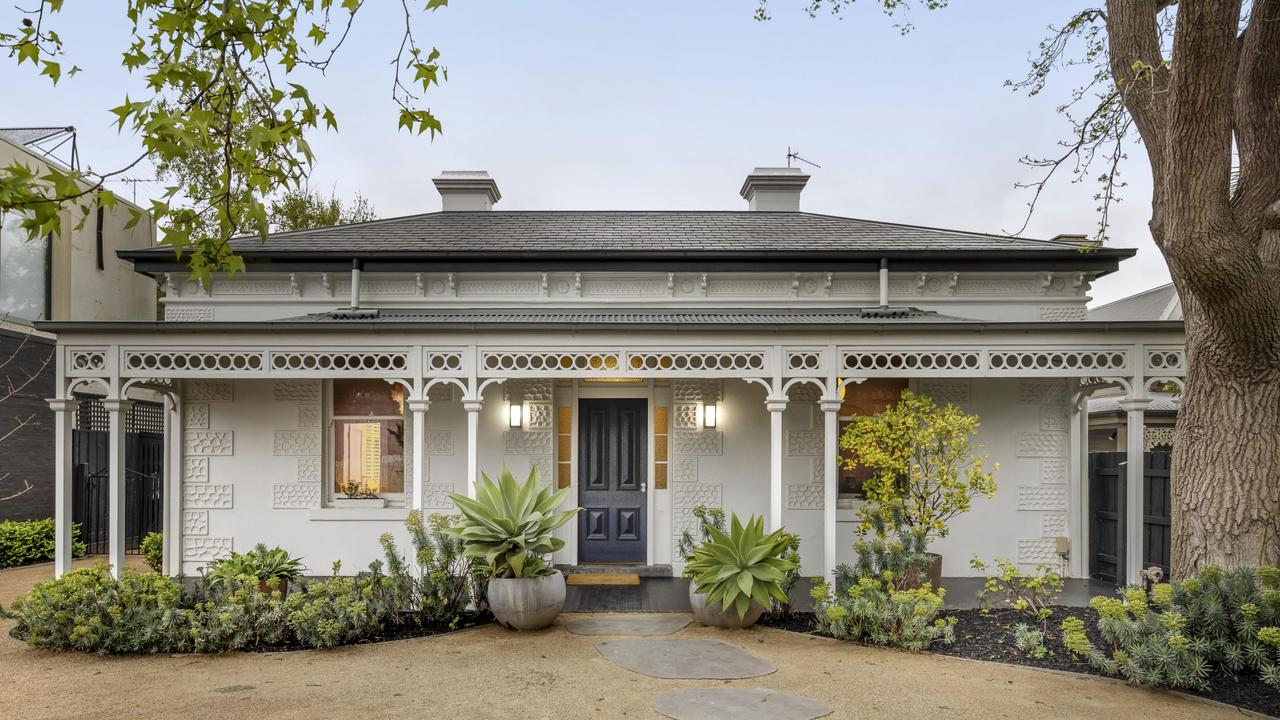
[
  {"xmin": 184, "ymin": 484, "xmax": 234, "ymax": 509},
  {"xmin": 185, "ymin": 431, "xmax": 234, "ymax": 456},
  {"xmin": 273, "ymin": 430, "xmax": 321, "ymax": 456},
  {"xmin": 1041, "ymin": 458, "xmax": 1067, "ymax": 485},
  {"xmin": 296, "ymin": 457, "xmax": 321, "ymax": 484},
  {"xmin": 182, "ymin": 510, "xmax": 209, "ymax": 535},
  {"xmin": 1016, "ymin": 432, "xmax": 1067, "ymax": 458},
  {"xmin": 672, "ymin": 430, "xmax": 723, "ymax": 456},
  {"xmin": 272, "ymin": 483, "xmax": 320, "ymax": 509},
  {"xmin": 786, "ymin": 430, "xmax": 824, "ymax": 456},
  {"xmin": 1017, "ymin": 538, "xmax": 1060, "ymax": 564},
  {"xmin": 915, "ymin": 379, "xmax": 971, "ymax": 403},
  {"xmin": 422, "ymin": 483, "xmax": 455, "ymax": 508},
  {"xmin": 1018, "ymin": 379, "xmax": 1067, "ymax": 404},
  {"xmin": 504, "ymin": 430, "xmax": 553, "ymax": 455},
  {"xmin": 184, "ymin": 380, "xmax": 233, "ymax": 403},
  {"xmin": 183, "ymin": 536, "xmax": 232, "ymax": 562},
  {"xmin": 672, "ymin": 482, "xmax": 722, "ymax": 509},
  {"xmin": 1039, "ymin": 405, "xmax": 1070, "ymax": 432},
  {"xmin": 1041, "ymin": 513, "xmax": 1067, "ymax": 536},
  {"xmin": 273, "ymin": 380, "xmax": 321, "ymax": 402},
  {"xmin": 1017, "ymin": 485, "xmax": 1067, "ymax": 511},
  {"xmin": 786, "ymin": 483, "xmax": 824, "ymax": 510},
  {"xmin": 673, "ymin": 457, "xmax": 698, "ymax": 483},
  {"xmin": 183, "ymin": 403, "xmax": 209, "ymax": 429},
  {"xmin": 184, "ymin": 457, "xmax": 210, "ymax": 483},
  {"xmin": 297, "ymin": 404, "xmax": 322, "ymax": 428}
]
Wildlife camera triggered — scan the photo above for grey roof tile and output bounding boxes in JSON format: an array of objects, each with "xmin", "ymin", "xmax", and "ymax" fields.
[{"xmin": 281, "ymin": 306, "xmax": 973, "ymax": 325}]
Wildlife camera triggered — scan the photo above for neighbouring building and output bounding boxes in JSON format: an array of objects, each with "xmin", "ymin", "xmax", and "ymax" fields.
[
  {"xmin": 39, "ymin": 166, "xmax": 1185, "ymax": 586},
  {"xmin": 0, "ymin": 127, "xmax": 156, "ymax": 521}
]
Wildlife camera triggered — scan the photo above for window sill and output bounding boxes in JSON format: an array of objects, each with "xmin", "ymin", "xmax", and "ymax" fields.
[{"xmin": 308, "ymin": 507, "xmax": 410, "ymax": 522}]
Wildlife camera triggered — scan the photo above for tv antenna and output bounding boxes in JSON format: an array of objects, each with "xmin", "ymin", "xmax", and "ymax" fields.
[
  {"xmin": 108, "ymin": 177, "xmax": 155, "ymax": 203},
  {"xmin": 786, "ymin": 147, "xmax": 821, "ymax": 170}
]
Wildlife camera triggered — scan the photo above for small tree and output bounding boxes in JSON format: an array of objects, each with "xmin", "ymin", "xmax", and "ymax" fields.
[{"xmin": 840, "ymin": 390, "xmax": 996, "ymax": 542}]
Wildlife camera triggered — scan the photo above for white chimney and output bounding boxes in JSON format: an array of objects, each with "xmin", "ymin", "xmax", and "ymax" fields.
[
  {"xmin": 739, "ymin": 167, "xmax": 810, "ymax": 212},
  {"xmin": 433, "ymin": 170, "xmax": 501, "ymax": 211}
]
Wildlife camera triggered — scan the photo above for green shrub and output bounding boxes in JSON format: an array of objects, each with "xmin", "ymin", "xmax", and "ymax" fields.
[
  {"xmin": 1014, "ymin": 622, "xmax": 1048, "ymax": 659},
  {"xmin": 1061, "ymin": 566, "xmax": 1280, "ymax": 689},
  {"xmin": 836, "ymin": 519, "xmax": 932, "ymax": 593},
  {"xmin": 5, "ymin": 563, "xmax": 184, "ymax": 654},
  {"xmin": 284, "ymin": 561, "xmax": 389, "ymax": 648},
  {"xmin": 0, "ymin": 518, "xmax": 87, "ymax": 568},
  {"xmin": 182, "ymin": 575, "xmax": 289, "ymax": 652},
  {"xmin": 971, "ymin": 556, "xmax": 1064, "ymax": 624},
  {"xmin": 206, "ymin": 543, "xmax": 304, "ymax": 588},
  {"xmin": 403, "ymin": 511, "xmax": 481, "ymax": 626},
  {"xmin": 685, "ymin": 514, "xmax": 797, "ymax": 620},
  {"xmin": 811, "ymin": 575, "xmax": 954, "ymax": 651},
  {"xmin": 676, "ymin": 504, "xmax": 725, "ymax": 563},
  {"xmin": 140, "ymin": 532, "xmax": 165, "ymax": 573}
]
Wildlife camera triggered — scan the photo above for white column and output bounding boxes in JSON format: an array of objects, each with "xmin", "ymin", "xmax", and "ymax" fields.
[
  {"xmin": 819, "ymin": 396, "xmax": 842, "ymax": 584},
  {"xmin": 104, "ymin": 397, "xmax": 133, "ymax": 579},
  {"xmin": 1068, "ymin": 391, "xmax": 1089, "ymax": 578},
  {"xmin": 463, "ymin": 399, "xmax": 482, "ymax": 499},
  {"xmin": 765, "ymin": 395, "xmax": 787, "ymax": 532},
  {"xmin": 409, "ymin": 398, "xmax": 429, "ymax": 511},
  {"xmin": 48, "ymin": 398, "xmax": 79, "ymax": 577},
  {"xmin": 164, "ymin": 393, "xmax": 182, "ymax": 575},
  {"xmin": 1120, "ymin": 397, "xmax": 1151, "ymax": 586}
]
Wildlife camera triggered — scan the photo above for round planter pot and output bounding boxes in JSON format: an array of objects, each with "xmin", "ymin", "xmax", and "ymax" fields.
[
  {"xmin": 903, "ymin": 553, "xmax": 944, "ymax": 590},
  {"xmin": 487, "ymin": 570, "xmax": 566, "ymax": 631},
  {"xmin": 688, "ymin": 583, "xmax": 764, "ymax": 628}
]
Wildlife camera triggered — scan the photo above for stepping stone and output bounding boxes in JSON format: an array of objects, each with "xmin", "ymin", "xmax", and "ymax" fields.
[
  {"xmin": 596, "ymin": 639, "xmax": 776, "ymax": 679},
  {"xmin": 566, "ymin": 614, "xmax": 690, "ymax": 636},
  {"xmin": 652, "ymin": 688, "xmax": 833, "ymax": 720}
]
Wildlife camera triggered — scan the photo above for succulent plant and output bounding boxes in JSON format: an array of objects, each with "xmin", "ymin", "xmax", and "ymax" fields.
[
  {"xmin": 446, "ymin": 466, "xmax": 579, "ymax": 578},
  {"xmin": 685, "ymin": 513, "xmax": 797, "ymax": 620}
]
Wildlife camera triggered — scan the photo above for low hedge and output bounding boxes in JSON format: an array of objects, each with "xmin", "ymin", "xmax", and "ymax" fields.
[{"xmin": 0, "ymin": 518, "xmax": 87, "ymax": 568}]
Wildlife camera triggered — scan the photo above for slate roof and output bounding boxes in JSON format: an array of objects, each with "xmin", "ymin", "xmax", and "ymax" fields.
[
  {"xmin": 1088, "ymin": 392, "xmax": 1180, "ymax": 415},
  {"xmin": 1089, "ymin": 282, "xmax": 1182, "ymax": 321},
  {"xmin": 281, "ymin": 306, "xmax": 971, "ymax": 325},
  {"xmin": 120, "ymin": 211, "xmax": 1133, "ymax": 260}
]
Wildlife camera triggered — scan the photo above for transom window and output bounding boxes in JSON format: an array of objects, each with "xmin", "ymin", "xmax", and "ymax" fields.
[{"xmin": 331, "ymin": 379, "xmax": 405, "ymax": 496}]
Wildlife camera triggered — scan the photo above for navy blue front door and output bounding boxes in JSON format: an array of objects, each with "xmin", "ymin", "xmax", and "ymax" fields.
[{"xmin": 578, "ymin": 399, "xmax": 647, "ymax": 563}]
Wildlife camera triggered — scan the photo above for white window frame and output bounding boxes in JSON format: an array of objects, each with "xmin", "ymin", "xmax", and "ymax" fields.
[{"xmin": 325, "ymin": 379, "xmax": 409, "ymax": 506}]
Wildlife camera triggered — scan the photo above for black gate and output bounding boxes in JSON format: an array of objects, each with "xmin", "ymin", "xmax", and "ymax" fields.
[
  {"xmin": 1088, "ymin": 450, "xmax": 1173, "ymax": 583},
  {"xmin": 71, "ymin": 398, "xmax": 165, "ymax": 555}
]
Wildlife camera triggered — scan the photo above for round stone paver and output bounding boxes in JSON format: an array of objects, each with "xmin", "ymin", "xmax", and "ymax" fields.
[
  {"xmin": 652, "ymin": 688, "xmax": 833, "ymax": 720},
  {"xmin": 565, "ymin": 615, "xmax": 691, "ymax": 636},
  {"xmin": 596, "ymin": 639, "xmax": 776, "ymax": 679}
]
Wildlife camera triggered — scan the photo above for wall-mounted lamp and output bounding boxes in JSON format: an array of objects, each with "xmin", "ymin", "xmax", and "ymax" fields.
[
  {"xmin": 702, "ymin": 402, "xmax": 718, "ymax": 429},
  {"xmin": 508, "ymin": 402, "xmax": 524, "ymax": 429}
]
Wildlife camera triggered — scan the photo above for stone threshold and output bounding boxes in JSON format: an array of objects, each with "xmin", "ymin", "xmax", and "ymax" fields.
[{"xmin": 557, "ymin": 564, "xmax": 673, "ymax": 578}]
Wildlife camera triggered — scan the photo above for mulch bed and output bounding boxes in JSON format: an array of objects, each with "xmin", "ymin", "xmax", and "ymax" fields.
[
  {"xmin": 759, "ymin": 608, "xmax": 1280, "ymax": 718},
  {"xmin": 251, "ymin": 612, "xmax": 494, "ymax": 652}
]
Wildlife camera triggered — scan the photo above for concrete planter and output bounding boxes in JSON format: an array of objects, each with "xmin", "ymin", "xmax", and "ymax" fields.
[
  {"xmin": 688, "ymin": 584, "xmax": 764, "ymax": 628},
  {"xmin": 488, "ymin": 570, "xmax": 566, "ymax": 631}
]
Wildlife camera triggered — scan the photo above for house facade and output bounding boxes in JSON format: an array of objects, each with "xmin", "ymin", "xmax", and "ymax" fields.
[
  {"xmin": 0, "ymin": 128, "xmax": 157, "ymax": 521},
  {"xmin": 39, "ymin": 168, "xmax": 1185, "ymax": 586}
]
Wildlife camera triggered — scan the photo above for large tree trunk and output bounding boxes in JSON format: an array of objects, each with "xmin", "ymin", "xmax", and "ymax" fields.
[{"xmin": 1170, "ymin": 287, "xmax": 1280, "ymax": 571}]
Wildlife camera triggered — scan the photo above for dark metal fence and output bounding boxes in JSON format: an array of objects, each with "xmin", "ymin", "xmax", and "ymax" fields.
[
  {"xmin": 71, "ymin": 397, "xmax": 166, "ymax": 555},
  {"xmin": 1088, "ymin": 450, "xmax": 1173, "ymax": 583}
]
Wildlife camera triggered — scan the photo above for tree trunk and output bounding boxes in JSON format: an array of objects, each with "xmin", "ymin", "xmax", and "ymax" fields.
[{"xmin": 1170, "ymin": 280, "xmax": 1280, "ymax": 573}]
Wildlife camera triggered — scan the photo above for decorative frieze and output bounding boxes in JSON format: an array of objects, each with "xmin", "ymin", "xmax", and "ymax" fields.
[
  {"xmin": 212, "ymin": 278, "xmax": 294, "ymax": 296},
  {"xmin": 786, "ymin": 483, "xmax": 824, "ymax": 510},
  {"xmin": 184, "ymin": 380, "xmax": 234, "ymax": 403},
  {"xmin": 185, "ymin": 431, "xmax": 234, "ymax": 456},
  {"xmin": 184, "ymin": 457, "xmax": 210, "ymax": 483},
  {"xmin": 1018, "ymin": 379, "xmax": 1067, "ymax": 404},
  {"xmin": 482, "ymin": 351, "xmax": 622, "ymax": 373},
  {"xmin": 183, "ymin": 403, "xmax": 209, "ymax": 430},
  {"xmin": 1016, "ymin": 432, "xmax": 1067, "ymax": 458},
  {"xmin": 672, "ymin": 482, "xmax": 722, "ymax": 509},
  {"xmin": 844, "ymin": 350, "xmax": 981, "ymax": 373},
  {"xmin": 1041, "ymin": 513, "xmax": 1067, "ymax": 536},
  {"xmin": 273, "ymin": 380, "xmax": 321, "ymax": 402},
  {"xmin": 1145, "ymin": 425, "xmax": 1176, "ymax": 451},
  {"xmin": 457, "ymin": 277, "xmax": 540, "ymax": 297},
  {"xmin": 1039, "ymin": 405, "xmax": 1069, "ymax": 432},
  {"xmin": 270, "ymin": 351, "xmax": 408, "ymax": 373},
  {"xmin": 1017, "ymin": 538, "xmax": 1059, "ymax": 564},
  {"xmin": 706, "ymin": 278, "xmax": 790, "ymax": 296},
  {"xmin": 915, "ymin": 379, "xmax": 970, "ymax": 403},
  {"xmin": 1038, "ymin": 306, "xmax": 1088, "ymax": 322},
  {"xmin": 628, "ymin": 351, "xmax": 766, "ymax": 373},
  {"xmin": 422, "ymin": 483, "xmax": 455, "ymax": 508},
  {"xmin": 297, "ymin": 405, "xmax": 322, "ymax": 428},
  {"xmin": 581, "ymin": 277, "xmax": 666, "ymax": 297},
  {"xmin": 182, "ymin": 510, "xmax": 209, "ymax": 535},
  {"xmin": 272, "ymin": 484, "xmax": 320, "ymax": 509},
  {"xmin": 673, "ymin": 457, "xmax": 698, "ymax": 483},
  {"xmin": 335, "ymin": 278, "xmax": 416, "ymax": 296},
  {"xmin": 184, "ymin": 484, "xmax": 234, "ymax": 509},
  {"xmin": 955, "ymin": 278, "xmax": 1037, "ymax": 296},
  {"xmin": 672, "ymin": 430, "xmax": 722, "ymax": 456},
  {"xmin": 1041, "ymin": 458, "xmax": 1067, "ymax": 485},
  {"xmin": 425, "ymin": 431, "xmax": 455, "ymax": 455},
  {"xmin": 991, "ymin": 349, "xmax": 1126, "ymax": 372},
  {"xmin": 786, "ymin": 431, "xmax": 824, "ymax": 456},
  {"xmin": 273, "ymin": 430, "xmax": 321, "ymax": 456},
  {"xmin": 1016, "ymin": 485, "xmax": 1067, "ymax": 512},
  {"xmin": 182, "ymin": 536, "xmax": 232, "ymax": 562},
  {"xmin": 297, "ymin": 457, "xmax": 321, "ymax": 484},
  {"xmin": 165, "ymin": 306, "xmax": 215, "ymax": 322},
  {"xmin": 504, "ymin": 430, "xmax": 553, "ymax": 455}
]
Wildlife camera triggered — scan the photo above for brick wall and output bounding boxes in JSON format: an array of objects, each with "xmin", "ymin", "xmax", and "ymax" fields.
[{"xmin": 0, "ymin": 328, "xmax": 55, "ymax": 521}]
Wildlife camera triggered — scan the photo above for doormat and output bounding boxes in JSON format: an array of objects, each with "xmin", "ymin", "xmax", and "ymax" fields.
[{"xmin": 566, "ymin": 573, "xmax": 641, "ymax": 586}]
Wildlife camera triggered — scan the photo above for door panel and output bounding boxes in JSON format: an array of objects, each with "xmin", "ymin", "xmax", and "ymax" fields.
[{"xmin": 578, "ymin": 398, "xmax": 647, "ymax": 563}]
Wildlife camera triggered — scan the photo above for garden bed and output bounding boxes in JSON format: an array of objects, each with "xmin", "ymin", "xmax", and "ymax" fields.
[
  {"xmin": 248, "ymin": 611, "xmax": 493, "ymax": 652},
  {"xmin": 759, "ymin": 608, "xmax": 1280, "ymax": 718}
]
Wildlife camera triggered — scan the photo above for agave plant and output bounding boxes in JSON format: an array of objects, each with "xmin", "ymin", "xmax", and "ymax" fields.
[
  {"xmin": 446, "ymin": 466, "xmax": 579, "ymax": 578},
  {"xmin": 685, "ymin": 514, "xmax": 798, "ymax": 620}
]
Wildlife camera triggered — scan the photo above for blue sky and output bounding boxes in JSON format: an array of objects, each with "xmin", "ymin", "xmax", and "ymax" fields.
[{"xmin": 6, "ymin": 1, "xmax": 1168, "ymax": 304}]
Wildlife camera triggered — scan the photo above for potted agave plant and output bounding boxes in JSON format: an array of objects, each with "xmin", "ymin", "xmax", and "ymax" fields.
[
  {"xmin": 446, "ymin": 466, "xmax": 578, "ymax": 631},
  {"xmin": 685, "ymin": 513, "xmax": 797, "ymax": 628}
]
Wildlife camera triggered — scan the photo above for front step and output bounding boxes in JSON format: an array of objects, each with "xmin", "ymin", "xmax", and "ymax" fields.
[
  {"xmin": 565, "ymin": 573, "xmax": 640, "ymax": 587},
  {"xmin": 557, "ymin": 564, "xmax": 673, "ymax": 578}
]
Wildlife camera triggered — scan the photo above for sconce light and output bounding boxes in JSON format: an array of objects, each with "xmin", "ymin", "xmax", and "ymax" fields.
[
  {"xmin": 702, "ymin": 402, "xmax": 718, "ymax": 429},
  {"xmin": 508, "ymin": 402, "xmax": 524, "ymax": 429}
]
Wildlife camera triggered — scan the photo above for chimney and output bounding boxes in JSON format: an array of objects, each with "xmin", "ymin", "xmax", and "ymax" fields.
[
  {"xmin": 433, "ymin": 170, "xmax": 501, "ymax": 211},
  {"xmin": 739, "ymin": 167, "xmax": 809, "ymax": 212}
]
